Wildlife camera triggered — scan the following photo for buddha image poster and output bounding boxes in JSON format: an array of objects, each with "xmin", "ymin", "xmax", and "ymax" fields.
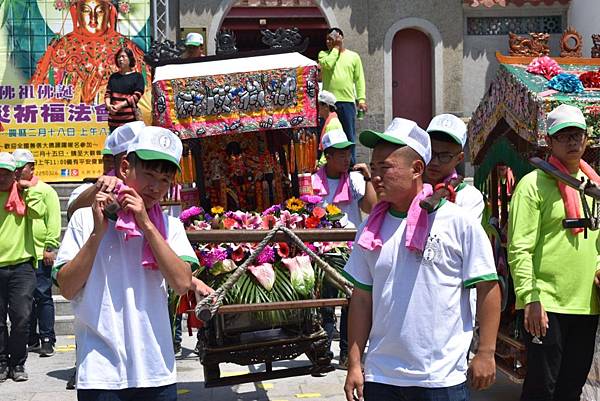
[{"xmin": 0, "ymin": 0, "xmax": 152, "ymax": 181}]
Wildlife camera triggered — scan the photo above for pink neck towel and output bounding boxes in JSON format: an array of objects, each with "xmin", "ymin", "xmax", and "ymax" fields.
[
  {"xmin": 548, "ymin": 156, "xmax": 600, "ymax": 235},
  {"xmin": 358, "ymin": 184, "xmax": 433, "ymax": 252},
  {"xmin": 312, "ymin": 166, "xmax": 351, "ymax": 203},
  {"xmin": 113, "ymin": 184, "xmax": 167, "ymax": 269}
]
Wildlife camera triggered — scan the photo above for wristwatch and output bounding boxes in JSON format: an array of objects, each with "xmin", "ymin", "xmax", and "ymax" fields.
[
  {"xmin": 45, "ymin": 247, "xmax": 57, "ymax": 253},
  {"xmin": 363, "ymin": 176, "xmax": 372, "ymax": 182}
]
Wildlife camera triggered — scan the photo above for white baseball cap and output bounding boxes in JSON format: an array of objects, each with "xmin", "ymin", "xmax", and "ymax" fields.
[
  {"xmin": 13, "ymin": 149, "xmax": 35, "ymax": 168},
  {"xmin": 185, "ymin": 32, "xmax": 204, "ymax": 47},
  {"xmin": 426, "ymin": 114, "xmax": 467, "ymax": 148},
  {"xmin": 107, "ymin": 121, "xmax": 146, "ymax": 155},
  {"xmin": 322, "ymin": 129, "xmax": 354, "ymax": 150},
  {"xmin": 127, "ymin": 126, "xmax": 182, "ymax": 170},
  {"xmin": 0, "ymin": 152, "xmax": 16, "ymax": 172},
  {"xmin": 102, "ymin": 134, "xmax": 113, "ymax": 156},
  {"xmin": 318, "ymin": 90, "xmax": 337, "ymax": 108},
  {"xmin": 360, "ymin": 117, "xmax": 431, "ymax": 164},
  {"xmin": 547, "ymin": 104, "xmax": 587, "ymax": 135}
]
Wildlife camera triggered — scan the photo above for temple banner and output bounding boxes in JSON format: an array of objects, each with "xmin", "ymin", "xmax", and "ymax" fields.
[
  {"xmin": 152, "ymin": 53, "xmax": 319, "ymax": 139},
  {"xmin": 0, "ymin": 0, "xmax": 152, "ymax": 182}
]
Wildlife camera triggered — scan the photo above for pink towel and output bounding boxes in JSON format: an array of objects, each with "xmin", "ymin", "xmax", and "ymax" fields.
[
  {"xmin": 4, "ymin": 181, "xmax": 26, "ymax": 216},
  {"xmin": 548, "ymin": 156, "xmax": 600, "ymax": 235},
  {"xmin": 113, "ymin": 184, "xmax": 167, "ymax": 269},
  {"xmin": 358, "ymin": 184, "xmax": 433, "ymax": 252},
  {"xmin": 312, "ymin": 166, "xmax": 351, "ymax": 203}
]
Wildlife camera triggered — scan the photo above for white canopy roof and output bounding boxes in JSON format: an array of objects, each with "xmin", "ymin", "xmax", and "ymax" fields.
[{"xmin": 153, "ymin": 52, "xmax": 317, "ymax": 83}]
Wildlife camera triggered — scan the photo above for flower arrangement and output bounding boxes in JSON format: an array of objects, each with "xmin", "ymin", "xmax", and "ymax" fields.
[{"xmin": 180, "ymin": 197, "xmax": 351, "ymax": 322}]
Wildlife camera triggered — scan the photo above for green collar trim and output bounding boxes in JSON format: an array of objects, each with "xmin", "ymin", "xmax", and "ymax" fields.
[
  {"xmin": 455, "ymin": 182, "xmax": 467, "ymax": 192},
  {"xmin": 388, "ymin": 208, "xmax": 407, "ymax": 218}
]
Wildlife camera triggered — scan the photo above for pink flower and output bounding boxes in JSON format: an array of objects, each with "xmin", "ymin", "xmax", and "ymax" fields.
[
  {"xmin": 279, "ymin": 210, "xmax": 302, "ymax": 228},
  {"xmin": 257, "ymin": 245, "xmax": 275, "ymax": 264},
  {"xmin": 300, "ymin": 194, "xmax": 323, "ymax": 204},
  {"xmin": 190, "ymin": 220, "xmax": 211, "ymax": 230}
]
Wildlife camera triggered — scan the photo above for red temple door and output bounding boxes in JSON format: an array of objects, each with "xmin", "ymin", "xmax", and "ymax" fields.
[{"xmin": 392, "ymin": 28, "xmax": 433, "ymax": 129}]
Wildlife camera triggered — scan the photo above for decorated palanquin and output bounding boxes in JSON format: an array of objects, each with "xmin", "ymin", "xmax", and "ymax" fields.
[
  {"xmin": 153, "ymin": 52, "xmax": 320, "ymax": 212},
  {"xmin": 152, "ymin": 52, "xmax": 317, "ymax": 138},
  {"xmin": 467, "ymin": 51, "xmax": 600, "ymax": 383}
]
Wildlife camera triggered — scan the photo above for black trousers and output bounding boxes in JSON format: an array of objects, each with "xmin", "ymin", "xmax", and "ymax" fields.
[
  {"xmin": 521, "ymin": 312, "xmax": 599, "ymax": 401},
  {"xmin": 0, "ymin": 262, "xmax": 36, "ymax": 367}
]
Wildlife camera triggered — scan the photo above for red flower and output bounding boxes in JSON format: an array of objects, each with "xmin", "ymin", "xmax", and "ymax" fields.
[
  {"xmin": 312, "ymin": 206, "xmax": 326, "ymax": 219},
  {"xmin": 231, "ymin": 245, "xmax": 246, "ymax": 262},
  {"xmin": 305, "ymin": 216, "xmax": 320, "ymax": 228},
  {"xmin": 276, "ymin": 242, "xmax": 290, "ymax": 258}
]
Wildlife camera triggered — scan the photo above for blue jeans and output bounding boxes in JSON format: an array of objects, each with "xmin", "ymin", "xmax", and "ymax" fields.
[
  {"xmin": 78, "ymin": 383, "xmax": 177, "ymax": 401},
  {"xmin": 364, "ymin": 381, "xmax": 470, "ymax": 401},
  {"xmin": 0, "ymin": 262, "xmax": 36, "ymax": 367},
  {"xmin": 335, "ymin": 101, "xmax": 357, "ymax": 165},
  {"xmin": 29, "ymin": 260, "xmax": 56, "ymax": 344}
]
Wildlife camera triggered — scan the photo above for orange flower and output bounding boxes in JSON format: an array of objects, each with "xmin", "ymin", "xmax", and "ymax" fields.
[
  {"xmin": 305, "ymin": 216, "xmax": 320, "ymax": 228},
  {"xmin": 223, "ymin": 217, "xmax": 237, "ymax": 229},
  {"xmin": 312, "ymin": 206, "xmax": 326, "ymax": 219}
]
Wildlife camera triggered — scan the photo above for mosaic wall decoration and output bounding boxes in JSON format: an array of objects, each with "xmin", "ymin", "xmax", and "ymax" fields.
[{"xmin": 466, "ymin": 15, "xmax": 562, "ymax": 36}]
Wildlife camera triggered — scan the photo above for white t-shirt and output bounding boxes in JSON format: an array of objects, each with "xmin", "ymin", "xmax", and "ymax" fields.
[
  {"xmin": 67, "ymin": 183, "xmax": 94, "ymax": 209},
  {"xmin": 454, "ymin": 183, "xmax": 485, "ymax": 222},
  {"xmin": 343, "ymin": 201, "xmax": 497, "ymax": 388},
  {"xmin": 55, "ymin": 207, "xmax": 199, "ymax": 390},
  {"xmin": 312, "ymin": 171, "xmax": 366, "ymax": 228}
]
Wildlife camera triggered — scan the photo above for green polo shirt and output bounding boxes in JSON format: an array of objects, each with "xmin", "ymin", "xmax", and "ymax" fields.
[
  {"xmin": 318, "ymin": 48, "xmax": 366, "ymax": 103},
  {"xmin": 0, "ymin": 187, "xmax": 46, "ymax": 267},
  {"xmin": 508, "ymin": 169, "xmax": 600, "ymax": 315},
  {"xmin": 30, "ymin": 180, "xmax": 61, "ymax": 260}
]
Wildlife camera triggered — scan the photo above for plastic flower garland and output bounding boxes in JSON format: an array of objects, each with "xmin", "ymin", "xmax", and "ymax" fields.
[
  {"xmin": 526, "ymin": 56, "xmax": 562, "ymax": 80},
  {"xmin": 579, "ymin": 71, "xmax": 600, "ymax": 89},
  {"xmin": 547, "ymin": 73, "xmax": 584, "ymax": 93}
]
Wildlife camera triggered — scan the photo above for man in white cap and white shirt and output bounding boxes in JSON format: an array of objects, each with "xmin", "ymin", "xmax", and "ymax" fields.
[
  {"xmin": 67, "ymin": 121, "xmax": 145, "ymax": 218},
  {"xmin": 12, "ymin": 149, "xmax": 61, "ymax": 358},
  {"xmin": 509, "ymin": 104, "xmax": 600, "ymax": 401},
  {"xmin": 0, "ymin": 152, "xmax": 46, "ymax": 382},
  {"xmin": 182, "ymin": 32, "xmax": 205, "ymax": 59},
  {"xmin": 424, "ymin": 114, "xmax": 484, "ymax": 220},
  {"xmin": 311, "ymin": 128, "xmax": 376, "ymax": 368},
  {"xmin": 343, "ymin": 118, "xmax": 501, "ymax": 401},
  {"xmin": 54, "ymin": 126, "xmax": 211, "ymax": 400}
]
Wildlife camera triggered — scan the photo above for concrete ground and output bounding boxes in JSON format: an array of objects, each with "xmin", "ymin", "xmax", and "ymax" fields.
[{"xmin": 0, "ymin": 332, "xmax": 521, "ymax": 401}]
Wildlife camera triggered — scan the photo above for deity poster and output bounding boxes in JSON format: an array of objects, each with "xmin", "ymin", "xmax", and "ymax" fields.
[
  {"xmin": 0, "ymin": 0, "xmax": 152, "ymax": 181},
  {"xmin": 152, "ymin": 52, "xmax": 319, "ymax": 139}
]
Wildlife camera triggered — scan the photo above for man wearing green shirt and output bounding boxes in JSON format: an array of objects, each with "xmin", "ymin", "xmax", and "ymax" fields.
[
  {"xmin": 13, "ymin": 149, "xmax": 61, "ymax": 358},
  {"xmin": 318, "ymin": 27, "xmax": 367, "ymax": 165},
  {"xmin": 0, "ymin": 152, "xmax": 46, "ymax": 382},
  {"xmin": 508, "ymin": 104, "xmax": 600, "ymax": 401}
]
